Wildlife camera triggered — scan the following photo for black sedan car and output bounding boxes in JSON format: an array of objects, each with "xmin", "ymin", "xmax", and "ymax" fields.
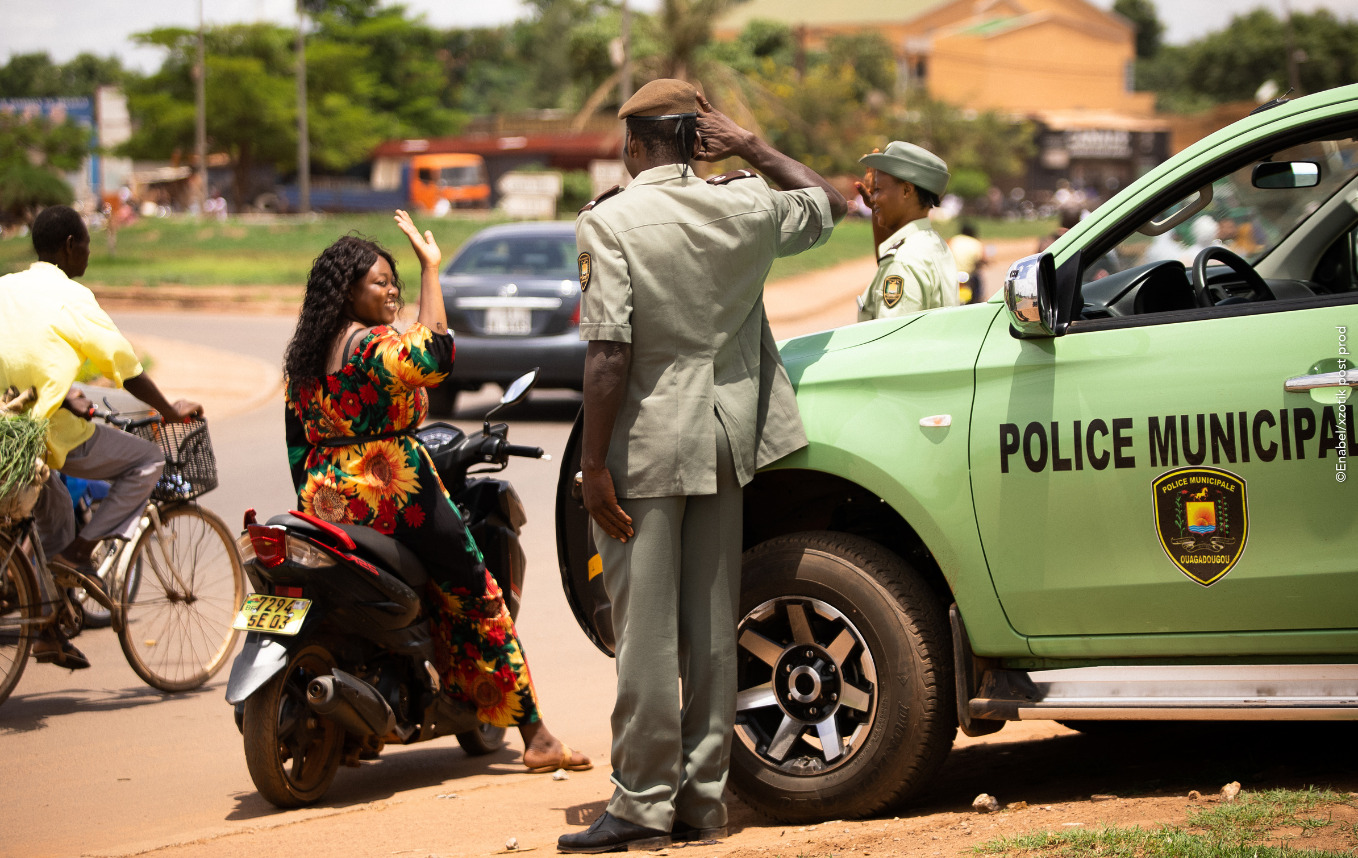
[{"xmin": 431, "ymin": 221, "xmax": 585, "ymax": 414}]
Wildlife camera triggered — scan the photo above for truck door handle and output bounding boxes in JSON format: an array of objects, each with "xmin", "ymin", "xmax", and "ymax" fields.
[{"xmin": 1285, "ymin": 371, "xmax": 1355, "ymax": 392}]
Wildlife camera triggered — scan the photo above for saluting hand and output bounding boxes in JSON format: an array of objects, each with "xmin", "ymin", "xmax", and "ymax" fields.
[
  {"xmin": 853, "ymin": 149, "xmax": 881, "ymax": 212},
  {"xmin": 694, "ymin": 93, "xmax": 755, "ymax": 163},
  {"xmin": 394, "ymin": 209, "xmax": 441, "ymax": 271}
]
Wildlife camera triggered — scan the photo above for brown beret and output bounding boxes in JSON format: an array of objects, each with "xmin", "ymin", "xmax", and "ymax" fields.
[{"xmin": 618, "ymin": 78, "xmax": 700, "ymax": 120}]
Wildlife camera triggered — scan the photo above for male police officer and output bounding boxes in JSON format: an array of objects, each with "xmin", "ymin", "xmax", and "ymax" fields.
[
  {"xmin": 561, "ymin": 79, "xmax": 845, "ymax": 853},
  {"xmin": 855, "ymin": 141, "xmax": 960, "ymax": 319}
]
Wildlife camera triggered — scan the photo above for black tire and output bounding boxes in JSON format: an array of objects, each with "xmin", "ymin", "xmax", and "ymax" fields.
[
  {"xmin": 118, "ymin": 505, "xmax": 246, "ymax": 692},
  {"xmin": 729, "ymin": 531, "xmax": 955, "ymax": 823},
  {"xmin": 243, "ymin": 644, "xmax": 345, "ymax": 808},
  {"xmin": 0, "ymin": 537, "xmax": 39, "ymax": 707},
  {"xmin": 426, "ymin": 384, "xmax": 459, "ymax": 417},
  {"xmin": 456, "ymin": 723, "xmax": 507, "ymax": 756}
]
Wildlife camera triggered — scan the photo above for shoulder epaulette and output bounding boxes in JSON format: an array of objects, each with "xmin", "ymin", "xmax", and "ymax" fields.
[
  {"xmin": 877, "ymin": 238, "xmax": 906, "ymax": 263},
  {"xmin": 706, "ymin": 170, "xmax": 758, "ymax": 185},
  {"xmin": 578, "ymin": 185, "xmax": 623, "ymax": 215}
]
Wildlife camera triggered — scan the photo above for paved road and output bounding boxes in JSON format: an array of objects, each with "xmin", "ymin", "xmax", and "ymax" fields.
[
  {"xmin": 1, "ymin": 312, "xmax": 620, "ymax": 858},
  {"xmin": 0, "ymin": 252, "xmax": 1033, "ymax": 858}
]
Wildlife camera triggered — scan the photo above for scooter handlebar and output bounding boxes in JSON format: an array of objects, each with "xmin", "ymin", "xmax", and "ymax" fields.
[{"xmin": 504, "ymin": 443, "xmax": 547, "ymax": 460}]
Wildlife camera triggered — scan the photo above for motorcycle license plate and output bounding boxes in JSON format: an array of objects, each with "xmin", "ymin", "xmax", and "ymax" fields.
[
  {"xmin": 484, "ymin": 307, "xmax": 531, "ymax": 335},
  {"xmin": 232, "ymin": 594, "xmax": 311, "ymax": 635}
]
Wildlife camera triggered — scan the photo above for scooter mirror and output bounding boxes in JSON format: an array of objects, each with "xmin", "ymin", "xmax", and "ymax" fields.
[{"xmin": 484, "ymin": 369, "xmax": 540, "ymax": 424}]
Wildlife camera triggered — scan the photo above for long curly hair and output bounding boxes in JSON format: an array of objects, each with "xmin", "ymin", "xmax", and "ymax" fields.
[{"xmin": 283, "ymin": 234, "xmax": 404, "ymax": 382}]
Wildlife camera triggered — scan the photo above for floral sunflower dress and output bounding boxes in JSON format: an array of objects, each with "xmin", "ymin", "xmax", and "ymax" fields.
[{"xmin": 284, "ymin": 322, "xmax": 541, "ymax": 728}]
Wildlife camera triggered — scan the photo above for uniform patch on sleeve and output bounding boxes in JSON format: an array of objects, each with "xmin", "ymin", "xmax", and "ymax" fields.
[
  {"xmin": 578, "ymin": 252, "xmax": 592, "ymax": 292},
  {"xmin": 883, "ymin": 275, "xmax": 904, "ymax": 308}
]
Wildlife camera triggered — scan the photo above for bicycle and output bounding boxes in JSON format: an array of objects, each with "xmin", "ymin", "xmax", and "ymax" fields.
[{"xmin": 0, "ymin": 407, "xmax": 247, "ymax": 705}]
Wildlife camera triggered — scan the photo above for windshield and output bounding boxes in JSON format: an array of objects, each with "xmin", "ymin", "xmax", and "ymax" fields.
[
  {"xmin": 1087, "ymin": 134, "xmax": 1358, "ymax": 282},
  {"xmin": 439, "ymin": 166, "xmax": 484, "ymax": 187},
  {"xmin": 447, "ymin": 234, "xmax": 578, "ymax": 279}
]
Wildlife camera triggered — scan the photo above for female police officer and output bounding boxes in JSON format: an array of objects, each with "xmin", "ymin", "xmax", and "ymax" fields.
[{"xmin": 855, "ymin": 141, "xmax": 961, "ymax": 319}]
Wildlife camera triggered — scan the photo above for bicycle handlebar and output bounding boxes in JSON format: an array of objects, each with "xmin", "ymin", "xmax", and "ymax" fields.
[{"xmin": 90, "ymin": 405, "xmax": 169, "ymax": 431}]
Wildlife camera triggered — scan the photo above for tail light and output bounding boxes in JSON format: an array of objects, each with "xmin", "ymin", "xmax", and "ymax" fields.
[
  {"xmin": 570, "ymin": 300, "xmax": 580, "ymax": 327},
  {"xmin": 247, "ymin": 524, "xmax": 287, "ymax": 567},
  {"xmin": 242, "ymin": 525, "xmax": 337, "ymax": 569}
]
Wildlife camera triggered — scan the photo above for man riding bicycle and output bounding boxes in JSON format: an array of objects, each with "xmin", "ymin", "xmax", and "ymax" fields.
[{"xmin": 0, "ymin": 205, "xmax": 202, "ymax": 670}]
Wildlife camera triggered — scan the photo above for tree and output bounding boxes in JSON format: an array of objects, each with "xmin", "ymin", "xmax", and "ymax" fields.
[
  {"xmin": 1113, "ymin": 0, "xmax": 1163, "ymax": 60},
  {"xmin": 0, "ymin": 51, "xmax": 132, "ymax": 98},
  {"xmin": 0, "ymin": 111, "xmax": 90, "ymax": 225},
  {"xmin": 1136, "ymin": 8, "xmax": 1358, "ymax": 111}
]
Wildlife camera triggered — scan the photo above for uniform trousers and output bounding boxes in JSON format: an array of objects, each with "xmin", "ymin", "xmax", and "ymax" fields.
[
  {"xmin": 32, "ymin": 422, "xmax": 164, "ymax": 560},
  {"xmin": 594, "ymin": 425, "xmax": 743, "ymax": 832}
]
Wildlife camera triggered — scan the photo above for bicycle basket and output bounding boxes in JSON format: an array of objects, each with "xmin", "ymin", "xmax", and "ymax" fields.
[{"xmin": 131, "ymin": 416, "xmax": 219, "ymax": 501}]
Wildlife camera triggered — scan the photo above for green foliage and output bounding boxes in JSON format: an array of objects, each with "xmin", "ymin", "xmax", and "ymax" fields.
[
  {"xmin": 0, "ymin": 111, "xmax": 89, "ymax": 224},
  {"xmin": 0, "ymin": 412, "xmax": 49, "ymax": 503},
  {"xmin": 1136, "ymin": 9, "xmax": 1358, "ymax": 109},
  {"xmin": 1113, "ymin": 0, "xmax": 1163, "ymax": 59},
  {"xmin": 0, "ymin": 51, "xmax": 133, "ymax": 98},
  {"xmin": 558, "ymin": 170, "xmax": 594, "ymax": 215}
]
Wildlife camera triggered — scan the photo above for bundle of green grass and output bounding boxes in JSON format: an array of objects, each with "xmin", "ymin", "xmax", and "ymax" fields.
[{"xmin": 1, "ymin": 387, "xmax": 49, "ymax": 519}]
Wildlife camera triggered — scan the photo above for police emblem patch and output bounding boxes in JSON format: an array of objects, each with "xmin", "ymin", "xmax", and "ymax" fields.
[
  {"xmin": 883, "ymin": 275, "xmax": 904, "ymax": 309},
  {"xmin": 578, "ymin": 252, "xmax": 591, "ymax": 292},
  {"xmin": 1152, "ymin": 467, "xmax": 1249, "ymax": 586}
]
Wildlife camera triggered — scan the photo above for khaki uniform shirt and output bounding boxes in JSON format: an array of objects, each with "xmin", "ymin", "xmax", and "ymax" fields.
[
  {"xmin": 0, "ymin": 262, "xmax": 144, "ymax": 468},
  {"xmin": 577, "ymin": 164, "xmax": 834, "ymax": 498},
  {"xmin": 858, "ymin": 218, "xmax": 960, "ymax": 321}
]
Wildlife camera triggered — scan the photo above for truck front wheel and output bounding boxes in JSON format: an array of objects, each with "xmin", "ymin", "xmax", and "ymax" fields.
[{"xmin": 729, "ymin": 532, "xmax": 955, "ymax": 823}]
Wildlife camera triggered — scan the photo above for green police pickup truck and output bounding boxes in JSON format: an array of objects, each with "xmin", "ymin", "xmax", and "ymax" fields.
[{"xmin": 556, "ymin": 83, "xmax": 1357, "ymax": 823}]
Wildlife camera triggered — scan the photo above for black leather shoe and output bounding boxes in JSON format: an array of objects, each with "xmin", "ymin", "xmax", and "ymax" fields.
[
  {"xmin": 671, "ymin": 820, "xmax": 727, "ymax": 842},
  {"xmin": 558, "ymin": 812, "xmax": 670, "ymax": 853}
]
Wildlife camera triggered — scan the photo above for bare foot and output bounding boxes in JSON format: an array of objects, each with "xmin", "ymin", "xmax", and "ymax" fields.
[{"xmin": 520, "ymin": 723, "xmax": 591, "ymax": 771}]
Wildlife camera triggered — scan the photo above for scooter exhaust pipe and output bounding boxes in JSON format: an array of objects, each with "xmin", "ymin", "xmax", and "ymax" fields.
[{"xmin": 307, "ymin": 669, "xmax": 396, "ymax": 739}]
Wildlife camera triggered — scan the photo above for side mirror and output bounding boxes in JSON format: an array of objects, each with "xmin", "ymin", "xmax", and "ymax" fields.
[
  {"xmin": 1253, "ymin": 160, "xmax": 1320, "ymax": 189},
  {"xmin": 484, "ymin": 368, "xmax": 539, "ymax": 424},
  {"xmin": 1004, "ymin": 253, "xmax": 1059, "ymax": 338}
]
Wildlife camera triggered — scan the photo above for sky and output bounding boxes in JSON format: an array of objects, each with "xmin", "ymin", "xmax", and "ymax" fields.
[{"xmin": 2, "ymin": 0, "xmax": 1358, "ymax": 74}]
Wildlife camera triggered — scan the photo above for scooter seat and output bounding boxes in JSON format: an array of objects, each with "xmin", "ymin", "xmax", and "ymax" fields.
[{"xmin": 265, "ymin": 512, "xmax": 430, "ymax": 590}]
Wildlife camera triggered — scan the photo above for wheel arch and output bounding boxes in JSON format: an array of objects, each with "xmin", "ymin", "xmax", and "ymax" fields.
[{"xmin": 743, "ymin": 467, "xmax": 953, "ymax": 611}]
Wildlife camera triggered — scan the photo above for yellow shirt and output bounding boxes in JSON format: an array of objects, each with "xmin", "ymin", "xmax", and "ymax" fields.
[{"xmin": 0, "ymin": 262, "xmax": 143, "ymax": 467}]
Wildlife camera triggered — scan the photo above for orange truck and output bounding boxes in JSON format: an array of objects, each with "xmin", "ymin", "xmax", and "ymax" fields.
[
  {"xmin": 275, "ymin": 152, "xmax": 491, "ymax": 213},
  {"xmin": 405, "ymin": 153, "xmax": 491, "ymax": 211}
]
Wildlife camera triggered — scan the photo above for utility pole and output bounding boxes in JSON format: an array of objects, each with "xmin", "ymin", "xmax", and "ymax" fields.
[
  {"xmin": 620, "ymin": 0, "xmax": 633, "ymax": 105},
  {"xmin": 1282, "ymin": 0, "xmax": 1303, "ymax": 94},
  {"xmin": 296, "ymin": 0, "xmax": 310, "ymax": 213},
  {"xmin": 194, "ymin": 0, "xmax": 207, "ymax": 215}
]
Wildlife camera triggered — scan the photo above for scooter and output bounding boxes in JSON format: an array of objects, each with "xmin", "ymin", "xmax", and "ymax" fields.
[{"xmin": 225, "ymin": 371, "xmax": 547, "ymax": 808}]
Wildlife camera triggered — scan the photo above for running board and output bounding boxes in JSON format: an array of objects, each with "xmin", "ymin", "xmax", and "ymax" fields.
[{"xmin": 969, "ymin": 664, "xmax": 1358, "ymax": 721}]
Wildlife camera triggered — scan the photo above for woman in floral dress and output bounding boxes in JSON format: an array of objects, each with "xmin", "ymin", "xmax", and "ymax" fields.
[{"xmin": 281, "ymin": 210, "xmax": 590, "ymax": 773}]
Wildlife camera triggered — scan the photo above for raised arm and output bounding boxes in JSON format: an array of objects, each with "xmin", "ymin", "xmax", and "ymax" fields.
[
  {"xmin": 394, "ymin": 209, "xmax": 448, "ymax": 336},
  {"xmin": 694, "ymin": 94, "xmax": 847, "ymax": 222}
]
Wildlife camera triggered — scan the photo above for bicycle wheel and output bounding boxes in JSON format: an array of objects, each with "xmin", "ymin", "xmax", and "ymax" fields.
[
  {"xmin": 0, "ymin": 534, "xmax": 40, "ymax": 706},
  {"xmin": 118, "ymin": 505, "xmax": 246, "ymax": 692}
]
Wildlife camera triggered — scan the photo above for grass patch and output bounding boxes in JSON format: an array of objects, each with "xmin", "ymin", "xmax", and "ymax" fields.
[
  {"xmin": 978, "ymin": 787, "xmax": 1355, "ymax": 858},
  {"xmin": 1, "ymin": 212, "xmax": 1054, "ymax": 291},
  {"xmin": 0, "ymin": 213, "xmax": 508, "ymax": 292}
]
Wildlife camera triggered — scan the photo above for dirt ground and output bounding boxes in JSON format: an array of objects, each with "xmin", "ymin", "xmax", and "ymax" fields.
[
  {"xmin": 82, "ymin": 240, "xmax": 1358, "ymax": 858},
  {"xmin": 127, "ymin": 721, "xmax": 1358, "ymax": 858}
]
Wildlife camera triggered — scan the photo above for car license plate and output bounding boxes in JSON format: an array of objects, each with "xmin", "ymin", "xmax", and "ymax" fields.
[
  {"xmin": 232, "ymin": 594, "xmax": 312, "ymax": 635},
  {"xmin": 484, "ymin": 306, "xmax": 532, "ymax": 335}
]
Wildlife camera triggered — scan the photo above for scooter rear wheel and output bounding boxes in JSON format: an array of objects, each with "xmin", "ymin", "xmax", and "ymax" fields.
[
  {"xmin": 243, "ymin": 644, "xmax": 345, "ymax": 807},
  {"xmin": 456, "ymin": 722, "xmax": 507, "ymax": 756}
]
